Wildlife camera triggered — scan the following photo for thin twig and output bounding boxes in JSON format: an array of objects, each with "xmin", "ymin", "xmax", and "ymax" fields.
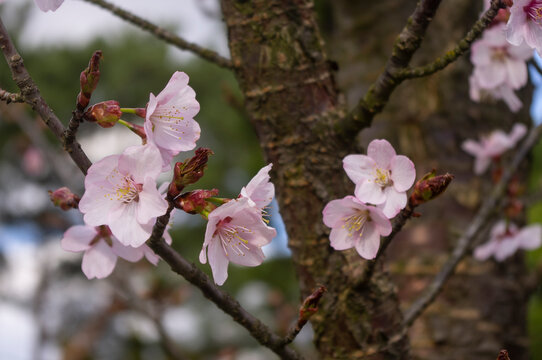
[
  {"xmin": 398, "ymin": 0, "xmax": 503, "ymax": 79},
  {"xmin": 0, "ymin": 17, "xmax": 301, "ymax": 359},
  {"xmin": 146, "ymin": 206, "xmax": 303, "ymax": 360},
  {"xmin": 0, "ymin": 17, "xmax": 92, "ymax": 175},
  {"xmin": 0, "ymin": 88, "xmax": 23, "ymax": 103},
  {"xmin": 337, "ymin": 0, "xmax": 502, "ymax": 140},
  {"xmin": 82, "ymin": 0, "xmax": 233, "ymax": 69},
  {"xmin": 402, "ymin": 124, "xmax": 542, "ymax": 327},
  {"xmin": 63, "ymin": 109, "xmax": 85, "ymax": 149}
]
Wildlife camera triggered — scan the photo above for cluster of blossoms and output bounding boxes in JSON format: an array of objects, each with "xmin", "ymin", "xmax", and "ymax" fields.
[
  {"xmin": 322, "ymin": 139, "xmax": 416, "ymax": 259},
  {"xmin": 469, "ymin": 1, "xmax": 534, "ymax": 111},
  {"xmin": 462, "ymin": 123, "xmax": 542, "ymax": 261},
  {"xmin": 54, "ymin": 66, "xmax": 276, "ymax": 284}
]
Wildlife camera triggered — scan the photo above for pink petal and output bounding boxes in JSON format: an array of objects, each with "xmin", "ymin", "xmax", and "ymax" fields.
[
  {"xmin": 367, "ymin": 139, "xmax": 396, "ymax": 169},
  {"xmin": 378, "ymin": 187, "xmax": 407, "ymax": 219},
  {"xmin": 81, "ymin": 241, "xmax": 117, "ymax": 279},
  {"xmin": 354, "ymin": 222, "xmax": 380, "ymax": 259},
  {"xmin": 118, "ymin": 145, "xmax": 163, "ymax": 183},
  {"xmin": 517, "ymin": 225, "xmax": 542, "ymax": 249},
  {"xmin": 34, "ymin": 0, "xmax": 64, "ymax": 12},
  {"xmin": 207, "ymin": 237, "xmax": 230, "ymax": 286},
  {"xmin": 329, "ymin": 226, "xmax": 356, "ymax": 251},
  {"xmin": 505, "ymin": 59, "xmax": 528, "ymax": 89},
  {"xmin": 474, "ymin": 240, "xmax": 497, "ymax": 261},
  {"xmin": 155, "ymin": 72, "xmax": 190, "ymax": 105},
  {"xmin": 390, "ymin": 155, "xmax": 415, "ymax": 192},
  {"xmin": 343, "ymin": 155, "xmax": 377, "ymax": 184},
  {"xmin": 322, "ymin": 196, "xmax": 358, "ymax": 228},
  {"xmin": 137, "ymin": 178, "xmax": 168, "ymax": 224},
  {"xmin": 109, "ymin": 203, "xmax": 152, "ymax": 247},
  {"xmin": 368, "ymin": 207, "xmax": 392, "ymax": 236},
  {"xmin": 494, "ymin": 239, "xmax": 519, "ymax": 261},
  {"xmin": 498, "ymin": 85, "xmax": 522, "ymax": 112},
  {"xmin": 473, "ymin": 156, "xmax": 492, "ymax": 175},
  {"xmin": 143, "ymin": 246, "xmax": 161, "ymax": 265},
  {"xmin": 241, "ymin": 164, "xmax": 274, "ymax": 209},
  {"xmin": 61, "ymin": 225, "xmax": 97, "ymax": 252},
  {"xmin": 110, "ymin": 239, "xmax": 144, "ymax": 262},
  {"xmin": 461, "ymin": 140, "xmax": 483, "ymax": 157},
  {"xmin": 509, "ymin": 123, "xmax": 527, "ymax": 144},
  {"xmin": 524, "ymin": 20, "xmax": 542, "ymax": 53},
  {"xmin": 355, "ymin": 180, "xmax": 386, "ymax": 205},
  {"xmin": 506, "ymin": 2, "xmax": 529, "ymax": 46}
]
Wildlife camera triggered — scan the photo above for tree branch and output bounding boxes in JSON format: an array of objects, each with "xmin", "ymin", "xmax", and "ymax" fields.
[
  {"xmin": 402, "ymin": 124, "xmax": 542, "ymax": 327},
  {"xmin": 146, "ymin": 205, "xmax": 303, "ymax": 360},
  {"xmin": 0, "ymin": 88, "xmax": 23, "ymax": 103},
  {"xmin": 337, "ymin": 0, "xmax": 502, "ymax": 140},
  {"xmin": 82, "ymin": 0, "xmax": 233, "ymax": 69},
  {"xmin": 1, "ymin": 17, "xmax": 301, "ymax": 359},
  {"xmin": 398, "ymin": 0, "xmax": 502, "ymax": 80},
  {"xmin": 0, "ymin": 17, "xmax": 92, "ymax": 175}
]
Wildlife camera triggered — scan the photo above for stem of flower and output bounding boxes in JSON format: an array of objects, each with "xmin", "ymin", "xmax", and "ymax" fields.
[{"xmin": 205, "ymin": 197, "xmax": 230, "ymax": 205}]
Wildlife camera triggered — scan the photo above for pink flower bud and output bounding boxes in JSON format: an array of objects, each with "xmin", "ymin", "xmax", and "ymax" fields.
[
  {"xmin": 77, "ymin": 50, "xmax": 102, "ymax": 109},
  {"xmin": 409, "ymin": 171, "xmax": 454, "ymax": 207},
  {"xmin": 84, "ymin": 100, "xmax": 122, "ymax": 128},
  {"xmin": 49, "ymin": 187, "xmax": 80, "ymax": 210},
  {"xmin": 168, "ymin": 148, "xmax": 214, "ymax": 198},
  {"xmin": 174, "ymin": 189, "xmax": 219, "ymax": 215},
  {"xmin": 298, "ymin": 285, "xmax": 326, "ymax": 324}
]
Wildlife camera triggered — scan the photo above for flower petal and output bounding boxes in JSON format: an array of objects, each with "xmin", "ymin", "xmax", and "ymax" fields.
[
  {"xmin": 207, "ymin": 237, "xmax": 230, "ymax": 286},
  {"xmin": 110, "ymin": 239, "xmax": 144, "ymax": 262},
  {"xmin": 61, "ymin": 225, "xmax": 96, "ymax": 252},
  {"xmin": 355, "ymin": 180, "xmax": 386, "ymax": 205},
  {"xmin": 354, "ymin": 222, "xmax": 380, "ymax": 259},
  {"xmin": 390, "ymin": 155, "xmax": 416, "ymax": 192},
  {"xmin": 343, "ymin": 155, "xmax": 377, "ymax": 184},
  {"xmin": 378, "ymin": 187, "xmax": 407, "ymax": 219},
  {"xmin": 81, "ymin": 241, "xmax": 117, "ymax": 279},
  {"xmin": 367, "ymin": 139, "xmax": 396, "ymax": 169},
  {"xmin": 137, "ymin": 178, "xmax": 168, "ymax": 224}
]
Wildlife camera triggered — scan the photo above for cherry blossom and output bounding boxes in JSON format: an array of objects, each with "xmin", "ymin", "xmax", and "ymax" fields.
[
  {"xmin": 78, "ymin": 144, "xmax": 168, "ymax": 248},
  {"xmin": 199, "ymin": 197, "xmax": 276, "ymax": 286},
  {"xmin": 474, "ymin": 221, "xmax": 542, "ymax": 261},
  {"xmin": 461, "ymin": 123, "xmax": 527, "ymax": 174},
  {"xmin": 144, "ymin": 71, "xmax": 201, "ymax": 169},
  {"xmin": 322, "ymin": 196, "xmax": 392, "ymax": 260},
  {"xmin": 343, "ymin": 139, "xmax": 415, "ymax": 218},
  {"xmin": 468, "ymin": 74, "xmax": 522, "ymax": 112},
  {"xmin": 240, "ymin": 163, "xmax": 274, "ymax": 210},
  {"xmin": 61, "ymin": 225, "xmax": 163, "ymax": 279},
  {"xmin": 471, "ymin": 23, "xmax": 532, "ymax": 90},
  {"xmin": 34, "ymin": 0, "xmax": 64, "ymax": 12},
  {"xmin": 506, "ymin": 0, "xmax": 542, "ymax": 55}
]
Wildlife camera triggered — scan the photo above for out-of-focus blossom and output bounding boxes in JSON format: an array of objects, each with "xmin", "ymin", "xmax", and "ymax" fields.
[
  {"xmin": 144, "ymin": 72, "xmax": 201, "ymax": 169},
  {"xmin": 61, "ymin": 225, "xmax": 161, "ymax": 279},
  {"xmin": 79, "ymin": 144, "xmax": 168, "ymax": 247},
  {"xmin": 34, "ymin": 0, "xmax": 64, "ymax": 12},
  {"xmin": 22, "ymin": 147, "xmax": 46, "ymax": 177},
  {"xmin": 474, "ymin": 220, "xmax": 542, "ymax": 261},
  {"xmin": 506, "ymin": 0, "xmax": 542, "ymax": 55},
  {"xmin": 343, "ymin": 139, "xmax": 415, "ymax": 218},
  {"xmin": 49, "ymin": 187, "xmax": 80, "ymax": 210},
  {"xmin": 322, "ymin": 196, "xmax": 391, "ymax": 259},
  {"xmin": 469, "ymin": 74, "xmax": 523, "ymax": 112},
  {"xmin": 461, "ymin": 123, "xmax": 527, "ymax": 174},
  {"xmin": 199, "ymin": 197, "xmax": 275, "ymax": 286}
]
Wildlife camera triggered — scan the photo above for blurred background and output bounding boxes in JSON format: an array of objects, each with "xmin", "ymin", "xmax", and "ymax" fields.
[{"xmin": 1, "ymin": 0, "xmax": 542, "ymax": 359}]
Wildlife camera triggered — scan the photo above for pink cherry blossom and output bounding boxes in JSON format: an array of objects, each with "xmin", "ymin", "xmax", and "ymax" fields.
[
  {"xmin": 471, "ymin": 23, "xmax": 532, "ymax": 90},
  {"xmin": 343, "ymin": 139, "xmax": 416, "ymax": 218},
  {"xmin": 506, "ymin": 0, "xmax": 542, "ymax": 55},
  {"xmin": 240, "ymin": 163, "xmax": 274, "ymax": 210},
  {"xmin": 468, "ymin": 74, "xmax": 522, "ymax": 112},
  {"xmin": 61, "ymin": 225, "xmax": 163, "ymax": 279},
  {"xmin": 474, "ymin": 221, "xmax": 542, "ymax": 261},
  {"xmin": 34, "ymin": 0, "xmax": 64, "ymax": 12},
  {"xmin": 322, "ymin": 196, "xmax": 392, "ymax": 260},
  {"xmin": 199, "ymin": 197, "xmax": 276, "ymax": 286},
  {"xmin": 461, "ymin": 123, "xmax": 527, "ymax": 174},
  {"xmin": 144, "ymin": 71, "xmax": 201, "ymax": 169},
  {"xmin": 79, "ymin": 144, "xmax": 168, "ymax": 248}
]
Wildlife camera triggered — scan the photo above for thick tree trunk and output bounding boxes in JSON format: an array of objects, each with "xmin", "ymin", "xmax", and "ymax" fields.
[
  {"xmin": 221, "ymin": 0, "xmax": 410, "ymax": 358},
  {"xmin": 325, "ymin": 1, "xmax": 532, "ymax": 359}
]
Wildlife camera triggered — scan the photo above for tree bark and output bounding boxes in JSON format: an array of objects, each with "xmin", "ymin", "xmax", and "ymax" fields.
[{"xmin": 221, "ymin": 0, "xmax": 410, "ymax": 358}]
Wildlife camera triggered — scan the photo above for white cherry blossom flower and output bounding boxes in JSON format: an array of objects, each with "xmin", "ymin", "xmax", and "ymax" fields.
[{"xmin": 240, "ymin": 163, "xmax": 274, "ymax": 210}]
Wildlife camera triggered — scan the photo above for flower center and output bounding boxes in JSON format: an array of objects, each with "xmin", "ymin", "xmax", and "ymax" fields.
[
  {"xmin": 525, "ymin": 1, "xmax": 542, "ymax": 23},
  {"xmin": 374, "ymin": 168, "xmax": 392, "ymax": 187},
  {"xmin": 214, "ymin": 217, "xmax": 253, "ymax": 257},
  {"xmin": 491, "ymin": 47, "xmax": 508, "ymax": 62},
  {"xmin": 342, "ymin": 210, "xmax": 370, "ymax": 238},
  {"xmin": 115, "ymin": 176, "xmax": 142, "ymax": 203}
]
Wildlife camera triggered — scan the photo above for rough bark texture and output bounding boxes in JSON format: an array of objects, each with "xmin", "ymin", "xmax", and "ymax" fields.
[
  {"xmin": 221, "ymin": 0, "xmax": 410, "ymax": 358},
  {"xmin": 325, "ymin": 1, "xmax": 532, "ymax": 359}
]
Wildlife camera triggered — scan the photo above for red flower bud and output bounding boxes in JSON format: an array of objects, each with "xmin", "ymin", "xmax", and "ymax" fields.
[
  {"xmin": 77, "ymin": 50, "xmax": 102, "ymax": 109},
  {"xmin": 168, "ymin": 148, "xmax": 214, "ymax": 198},
  {"xmin": 409, "ymin": 170, "xmax": 454, "ymax": 207},
  {"xmin": 298, "ymin": 285, "xmax": 326, "ymax": 325},
  {"xmin": 173, "ymin": 189, "xmax": 219, "ymax": 215},
  {"xmin": 49, "ymin": 187, "xmax": 80, "ymax": 210},
  {"xmin": 84, "ymin": 100, "xmax": 122, "ymax": 128}
]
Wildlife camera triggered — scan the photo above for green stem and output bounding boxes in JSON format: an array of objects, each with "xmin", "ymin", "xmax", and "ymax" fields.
[
  {"xmin": 120, "ymin": 108, "xmax": 137, "ymax": 114},
  {"xmin": 206, "ymin": 197, "xmax": 230, "ymax": 205}
]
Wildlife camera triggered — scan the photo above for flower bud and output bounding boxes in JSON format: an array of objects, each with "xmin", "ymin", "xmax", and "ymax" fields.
[
  {"xmin": 409, "ymin": 170, "xmax": 454, "ymax": 207},
  {"xmin": 298, "ymin": 285, "xmax": 326, "ymax": 325},
  {"xmin": 49, "ymin": 187, "xmax": 80, "ymax": 210},
  {"xmin": 497, "ymin": 350, "xmax": 510, "ymax": 360},
  {"xmin": 77, "ymin": 50, "xmax": 102, "ymax": 109},
  {"xmin": 168, "ymin": 148, "xmax": 214, "ymax": 199},
  {"xmin": 84, "ymin": 100, "xmax": 122, "ymax": 128},
  {"xmin": 173, "ymin": 189, "xmax": 219, "ymax": 215}
]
